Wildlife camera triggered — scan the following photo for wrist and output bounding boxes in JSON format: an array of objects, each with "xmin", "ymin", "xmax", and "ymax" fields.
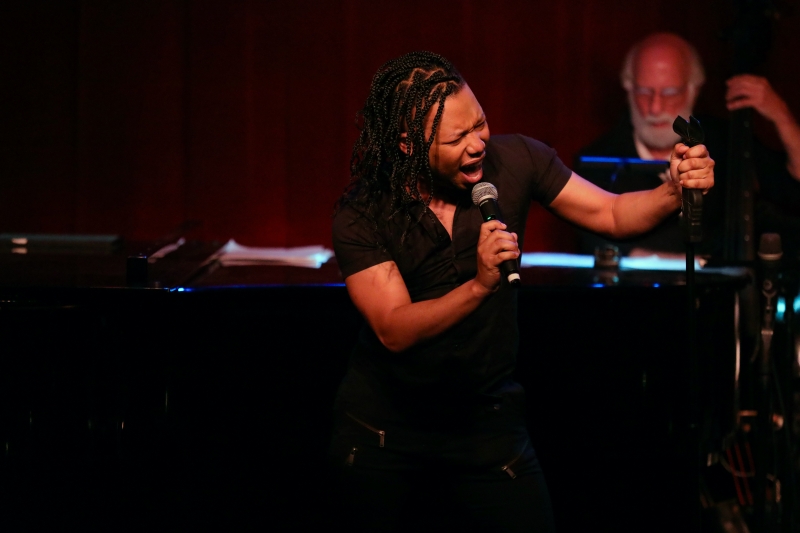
[
  {"xmin": 469, "ymin": 277, "xmax": 497, "ymax": 299},
  {"xmin": 769, "ymin": 105, "xmax": 796, "ymax": 130},
  {"xmin": 661, "ymin": 181, "xmax": 682, "ymax": 210}
]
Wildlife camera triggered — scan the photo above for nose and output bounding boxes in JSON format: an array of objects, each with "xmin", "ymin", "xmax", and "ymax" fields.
[
  {"xmin": 649, "ymin": 93, "xmax": 664, "ymax": 116},
  {"xmin": 467, "ymin": 131, "xmax": 486, "ymax": 156}
]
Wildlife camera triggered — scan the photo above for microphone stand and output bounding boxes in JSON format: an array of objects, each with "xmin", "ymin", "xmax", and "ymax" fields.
[
  {"xmin": 754, "ymin": 234, "xmax": 789, "ymax": 533},
  {"xmin": 673, "ymin": 115, "xmax": 705, "ymax": 532}
]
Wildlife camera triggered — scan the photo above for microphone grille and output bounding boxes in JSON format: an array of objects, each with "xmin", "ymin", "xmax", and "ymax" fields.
[
  {"xmin": 758, "ymin": 232, "xmax": 783, "ymax": 261},
  {"xmin": 471, "ymin": 182, "xmax": 498, "ymax": 205}
]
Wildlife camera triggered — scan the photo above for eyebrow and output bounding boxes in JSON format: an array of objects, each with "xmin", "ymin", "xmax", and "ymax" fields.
[{"xmin": 447, "ymin": 114, "xmax": 486, "ymax": 141}]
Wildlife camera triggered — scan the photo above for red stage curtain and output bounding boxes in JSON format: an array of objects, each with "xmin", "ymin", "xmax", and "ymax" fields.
[{"xmin": 3, "ymin": 0, "xmax": 798, "ymax": 252}]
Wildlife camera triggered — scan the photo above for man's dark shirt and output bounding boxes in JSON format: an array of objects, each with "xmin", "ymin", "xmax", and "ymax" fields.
[
  {"xmin": 576, "ymin": 110, "xmax": 800, "ymax": 260},
  {"xmin": 332, "ymin": 134, "xmax": 571, "ymax": 425}
]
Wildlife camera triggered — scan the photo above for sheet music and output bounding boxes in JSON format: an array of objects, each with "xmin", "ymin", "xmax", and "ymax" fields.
[{"xmin": 206, "ymin": 239, "xmax": 334, "ymax": 269}]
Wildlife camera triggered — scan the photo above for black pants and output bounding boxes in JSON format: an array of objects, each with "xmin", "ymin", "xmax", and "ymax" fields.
[{"xmin": 327, "ymin": 399, "xmax": 556, "ymax": 532}]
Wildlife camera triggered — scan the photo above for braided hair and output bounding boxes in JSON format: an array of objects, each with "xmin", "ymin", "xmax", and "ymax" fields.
[{"xmin": 338, "ymin": 51, "xmax": 465, "ymax": 225}]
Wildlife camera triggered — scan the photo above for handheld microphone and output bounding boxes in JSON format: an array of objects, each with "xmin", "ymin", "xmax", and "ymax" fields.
[{"xmin": 471, "ymin": 182, "xmax": 521, "ymax": 287}]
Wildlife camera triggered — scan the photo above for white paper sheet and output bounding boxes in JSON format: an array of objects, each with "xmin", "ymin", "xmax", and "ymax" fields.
[{"xmin": 208, "ymin": 239, "xmax": 334, "ymax": 269}]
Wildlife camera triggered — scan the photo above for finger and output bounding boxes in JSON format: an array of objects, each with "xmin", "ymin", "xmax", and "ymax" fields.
[
  {"xmin": 725, "ymin": 88, "xmax": 755, "ymax": 102},
  {"xmin": 491, "ymin": 239, "xmax": 521, "ymax": 261},
  {"xmin": 726, "ymin": 98, "xmax": 755, "ymax": 111},
  {"xmin": 681, "ymin": 144, "xmax": 710, "ymax": 159},
  {"xmin": 678, "ymin": 169, "xmax": 714, "ymax": 188},
  {"xmin": 483, "ymin": 230, "xmax": 518, "ymax": 250},
  {"xmin": 726, "ymin": 74, "xmax": 755, "ymax": 85},
  {"xmin": 673, "ymin": 151, "xmax": 709, "ymax": 180},
  {"xmin": 671, "ymin": 142, "xmax": 689, "ymax": 155},
  {"xmin": 479, "ymin": 220, "xmax": 506, "ymax": 238},
  {"xmin": 670, "ymin": 143, "xmax": 689, "ymax": 166},
  {"xmin": 492, "ymin": 239, "xmax": 520, "ymax": 255},
  {"xmin": 677, "ymin": 159, "xmax": 714, "ymax": 174},
  {"xmin": 677, "ymin": 167, "xmax": 714, "ymax": 182},
  {"xmin": 676, "ymin": 156, "xmax": 712, "ymax": 173},
  {"xmin": 482, "ymin": 220, "xmax": 506, "ymax": 230},
  {"xmin": 497, "ymin": 235, "xmax": 520, "ymax": 252},
  {"xmin": 680, "ymin": 177, "xmax": 714, "ymax": 190},
  {"xmin": 494, "ymin": 250, "xmax": 520, "ymax": 265}
]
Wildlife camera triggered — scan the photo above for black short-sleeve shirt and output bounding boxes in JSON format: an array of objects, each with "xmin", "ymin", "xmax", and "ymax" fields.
[{"xmin": 332, "ymin": 134, "xmax": 571, "ymax": 422}]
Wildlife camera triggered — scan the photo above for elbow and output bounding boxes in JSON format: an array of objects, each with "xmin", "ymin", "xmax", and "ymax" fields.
[
  {"xmin": 594, "ymin": 222, "xmax": 626, "ymax": 240},
  {"xmin": 604, "ymin": 227, "xmax": 637, "ymax": 240},
  {"xmin": 369, "ymin": 310, "xmax": 415, "ymax": 353},
  {"xmin": 372, "ymin": 320, "xmax": 414, "ymax": 352},
  {"xmin": 376, "ymin": 332, "xmax": 411, "ymax": 353}
]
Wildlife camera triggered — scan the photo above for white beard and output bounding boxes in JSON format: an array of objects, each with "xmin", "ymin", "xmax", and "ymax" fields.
[{"xmin": 628, "ymin": 91, "xmax": 694, "ymax": 151}]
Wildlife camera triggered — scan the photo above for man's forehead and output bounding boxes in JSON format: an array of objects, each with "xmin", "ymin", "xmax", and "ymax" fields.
[{"xmin": 634, "ymin": 44, "xmax": 689, "ymax": 84}]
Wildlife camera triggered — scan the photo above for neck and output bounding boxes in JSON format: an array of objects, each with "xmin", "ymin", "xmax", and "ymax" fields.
[{"xmin": 415, "ymin": 176, "xmax": 463, "ymax": 206}]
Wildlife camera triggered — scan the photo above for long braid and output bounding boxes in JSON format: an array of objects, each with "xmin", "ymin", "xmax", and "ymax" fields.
[{"xmin": 337, "ymin": 51, "xmax": 464, "ymax": 235}]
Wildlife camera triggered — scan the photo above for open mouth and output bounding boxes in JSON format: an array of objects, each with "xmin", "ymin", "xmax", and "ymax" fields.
[{"xmin": 460, "ymin": 160, "xmax": 483, "ymax": 179}]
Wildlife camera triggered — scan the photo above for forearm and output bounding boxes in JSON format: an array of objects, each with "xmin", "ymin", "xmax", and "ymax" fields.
[
  {"xmin": 346, "ymin": 222, "xmax": 517, "ymax": 354},
  {"xmin": 550, "ymin": 173, "xmax": 683, "ymax": 240},
  {"xmin": 726, "ymin": 75, "xmax": 800, "ymax": 180},
  {"xmin": 368, "ymin": 278, "xmax": 493, "ymax": 352},
  {"xmin": 607, "ymin": 182, "xmax": 681, "ymax": 239},
  {"xmin": 772, "ymin": 114, "xmax": 800, "ymax": 180}
]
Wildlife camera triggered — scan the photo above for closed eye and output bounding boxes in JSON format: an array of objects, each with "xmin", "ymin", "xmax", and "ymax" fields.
[{"xmin": 445, "ymin": 120, "xmax": 486, "ymax": 145}]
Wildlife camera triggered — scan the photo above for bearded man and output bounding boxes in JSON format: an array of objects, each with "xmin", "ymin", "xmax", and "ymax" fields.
[
  {"xmin": 577, "ymin": 32, "xmax": 800, "ymax": 259},
  {"xmin": 330, "ymin": 50, "xmax": 714, "ymax": 532}
]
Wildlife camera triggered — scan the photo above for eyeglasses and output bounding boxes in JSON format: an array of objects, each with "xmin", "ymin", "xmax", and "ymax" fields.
[{"xmin": 633, "ymin": 85, "xmax": 688, "ymax": 101}]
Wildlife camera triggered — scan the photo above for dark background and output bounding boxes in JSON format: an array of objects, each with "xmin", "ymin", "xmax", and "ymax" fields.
[
  {"xmin": 3, "ymin": 0, "xmax": 800, "ymax": 252},
  {"xmin": 1, "ymin": 3, "xmax": 787, "ymax": 529}
]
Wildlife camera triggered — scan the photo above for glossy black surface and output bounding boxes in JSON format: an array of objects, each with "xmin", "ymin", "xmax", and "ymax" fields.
[{"xmin": 0, "ymin": 244, "xmax": 748, "ymax": 530}]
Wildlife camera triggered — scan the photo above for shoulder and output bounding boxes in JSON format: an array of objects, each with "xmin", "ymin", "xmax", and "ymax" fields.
[
  {"xmin": 484, "ymin": 134, "xmax": 572, "ymax": 206},
  {"xmin": 485, "ymin": 134, "xmax": 564, "ymax": 175},
  {"xmin": 332, "ymin": 199, "xmax": 394, "ymax": 280},
  {"xmin": 332, "ymin": 197, "xmax": 385, "ymax": 254},
  {"xmin": 332, "ymin": 199, "xmax": 367, "ymax": 236}
]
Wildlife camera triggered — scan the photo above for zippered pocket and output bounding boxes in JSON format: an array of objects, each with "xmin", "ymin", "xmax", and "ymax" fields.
[
  {"xmin": 500, "ymin": 441, "xmax": 528, "ymax": 479},
  {"xmin": 346, "ymin": 412, "xmax": 386, "ymax": 448}
]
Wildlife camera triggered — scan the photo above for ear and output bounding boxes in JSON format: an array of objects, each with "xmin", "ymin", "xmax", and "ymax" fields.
[{"xmin": 398, "ymin": 133, "xmax": 411, "ymax": 155}]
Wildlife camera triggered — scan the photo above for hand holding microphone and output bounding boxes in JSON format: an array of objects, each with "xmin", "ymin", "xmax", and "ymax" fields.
[{"xmin": 471, "ymin": 182, "xmax": 521, "ymax": 287}]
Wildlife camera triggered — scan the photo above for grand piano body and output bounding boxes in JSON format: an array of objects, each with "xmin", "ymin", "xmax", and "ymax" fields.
[{"xmin": 0, "ymin": 236, "xmax": 748, "ymax": 530}]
